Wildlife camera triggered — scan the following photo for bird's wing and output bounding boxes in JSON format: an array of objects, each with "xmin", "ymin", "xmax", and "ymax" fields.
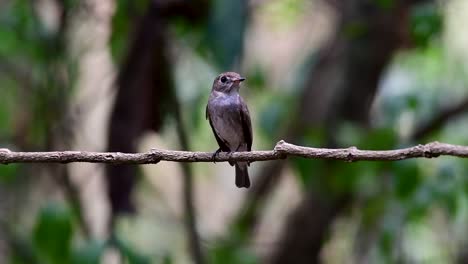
[
  {"xmin": 239, "ymin": 97, "xmax": 253, "ymax": 151},
  {"xmin": 206, "ymin": 103, "xmax": 230, "ymax": 152}
]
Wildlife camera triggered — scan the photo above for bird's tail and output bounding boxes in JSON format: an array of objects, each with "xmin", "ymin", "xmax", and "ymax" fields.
[{"xmin": 235, "ymin": 162, "xmax": 250, "ymax": 188}]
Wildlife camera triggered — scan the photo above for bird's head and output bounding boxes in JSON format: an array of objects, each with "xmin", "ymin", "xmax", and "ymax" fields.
[{"xmin": 212, "ymin": 72, "xmax": 246, "ymax": 94}]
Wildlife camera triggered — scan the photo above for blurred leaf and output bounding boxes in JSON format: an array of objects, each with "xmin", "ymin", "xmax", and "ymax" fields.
[
  {"xmin": 406, "ymin": 94, "xmax": 419, "ymax": 110},
  {"xmin": 373, "ymin": 0, "xmax": 395, "ymax": 10},
  {"xmin": 161, "ymin": 254, "xmax": 173, "ymax": 264},
  {"xmin": 260, "ymin": 0, "xmax": 308, "ymax": 29},
  {"xmin": 245, "ymin": 66, "xmax": 267, "ymax": 92},
  {"xmin": 110, "ymin": 0, "xmax": 150, "ymax": 61},
  {"xmin": 406, "ymin": 202, "xmax": 428, "ymax": 222},
  {"xmin": 291, "ymin": 157, "xmax": 324, "ymax": 189},
  {"xmin": 432, "ymin": 164, "xmax": 459, "ymax": 216},
  {"xmin": 360, "ymin": 128, "xmax": 397, "ymax": 150},
  {"xmin": 114, "ymin": 236, "xmax": 151, "ymax": 264},
  {"xmin": 189, "ymin": 92, "xmax": 208, "ymax": 131},
  {"xmin": 392, "ymin": 160, "xmax": 420, "ymax": 200},
  {"xmin": 33, "ymin": 203, "xmax": 74, "ymax": 264},
  {"xmin": 209, "ymin": 238, "xmax": 257, "ymax": 264},
  {"xmin": 379, "ymin": 229, "xmax": 394, "ymax": 260},
  {"xmin": 206, "ymin": 0, "xmax": 247, "ymax": 68},
  {"xmin": 71, "ymin": 240, "xmax": 106, "ymax": 264},
  {"xmin": 171, "ymin": 16, "xmax": 205, "ymax": 44},
  {"xmin": 335, "ymin": 122, "xmax": 364, "ymax": 147},
  {"xmin": 334, "ymin": 161, "xmax": 385, "ymax": 195},
  {"xmin": 0, "ymin": 26, "xmax": 18, "ymax": 55},
  {"xmin": 362, "ymin": 196, "xmax": 387, "ymax": 226},
  {"xmin": 344, "ymin": 22, "xmax": 368, "ymax": 39},
  {"xmin": 258, "ymin": 93, "xmax": 294, "ymax": 141},
  {"xmin": 0, "ymin": 79, "xmax": 16, "ymax": 139},
  {"xmin": 330, "ymin": 162, "xmax": 362, "ymax": 194},
  {"xmin": 1, "ymin": 0, "xmax": 53, "ymax": 62},
  {"xmin": 336, "ymin": 125, "xmax": 397, "ymax": 150},
  {"xmin": 302, "ymin": 127, "xmax": 326, "ymax": 147},
  {"xmin": 441, "ymin": 194, "xmax": 457, "ymax": 217},
  {"xmin": 407, "ymin": 181, "xmax": 432, "ymax": 221},
  {"xmin": 8, "ymin": 233, "xmax": 39, "ymax": 264},
  {"xmin": 0, "ymin": 164, "xmax": 19, "ymax": 182},
  {"xmin": 410, "ymin": 3, "xmax": 442, "ymax": 48},
  {"xmin": 259, "ymin": 100, "xmax": 284, "ymax": 139},
  {"xmin": 290, "ymin": 130, "xmax": 327, "ymax": 189},
  {"xmin": 462, "ymin": 161, "xmax": 468, "ymax": 196}
]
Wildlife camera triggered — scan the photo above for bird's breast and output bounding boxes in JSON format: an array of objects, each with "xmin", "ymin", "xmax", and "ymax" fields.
[{"xmin": 208, "ymin": 94, "xmax": 246, "ymax": 151}]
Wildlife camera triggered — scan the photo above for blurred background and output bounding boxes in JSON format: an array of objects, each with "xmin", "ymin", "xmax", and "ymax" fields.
[{"xmin": 0, "ymin": 0, "xmax": 467, "ymax": 263}]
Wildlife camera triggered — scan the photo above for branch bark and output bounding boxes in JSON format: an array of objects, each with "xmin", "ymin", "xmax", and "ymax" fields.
[{"xmin": 1, "ymin": 141, "xmax": 468, "ymax": 164}]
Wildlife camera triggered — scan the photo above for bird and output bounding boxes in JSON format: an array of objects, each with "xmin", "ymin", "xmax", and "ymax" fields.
[{"xmin": 206, "ymin": 72, "xmax": 252, "ymax": 188}]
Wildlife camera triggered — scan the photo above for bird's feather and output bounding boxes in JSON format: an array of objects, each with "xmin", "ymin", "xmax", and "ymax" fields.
[
  {"xmin": 206, "ymin": 104, "xmax": 231, "ymax": 153},
  {"xmin": 238, "ymin": 96, "xmax": 252, "ymax": 152}
]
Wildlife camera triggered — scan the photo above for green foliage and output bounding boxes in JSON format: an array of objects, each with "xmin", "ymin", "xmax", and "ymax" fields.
[
  {"xmin": 432, "ymin": 162, "xmax": 460, "ymax": 216},
  {"xmin": 258, "ymin": 97, "xmax": 288, "ymax": 139},
  {"xmin": 188, "ymin": 92, "xmax": 208, "ymax": 131},
  {"xmin": 362, "ymin": 196, "xmax": 388, "ymax": 227},
  {"xmin": 260, "ymin": 0, "xmax": 309, "ymax": 29},
  {"xmin": 0, "ymin": 164, "xmax": 19, "ymax": 183},
  {"xmin": 0, "ymin": 0, "xmax": 77, "ymax": 149},
  {"xmin": 379, "ymin": 229, "xmax": 394, "ymax": 261},
  {"xmin": 113, "ymin": 236, "xmax": 152, "ymax": 264},
  {"xmin": 8, "ymin": 201, "xmax": 158, "ymax": 264},
  {"xmin": 292, "ymin": 125, "xmax": 397, "ymax": 194},
  {"xmin": 206, "ymin": 0, "xmax": 247, "ymax": 69},
  {"xmin": 335, "ymin": 124, "xmax": 397, "ymax": 150},
  {"xmin": 410, "ymin": 3, "xmax": 442, "ymax": 48},
  {"xmin": 71, "ymin": 240, "xmax": 105, "ymax": 264},
  {"xmin": 110, "ymin": 0, "xmax": 150, "ymax": 62},
  {"xmin": 0, "ymin": 81, "xmax": 15, "ymax": 139},
  {"xmin": 258, "ymin": 91, "xmax": 296, "ymax": 142},
  {"xmin": 0, "ymin": 0, "xmax": 465, "ymax": 262},
  {"xmin": 0, "ymin": 0, "xmax": 42, "ymax": 58},
  {"xmin": 373, "ymin": 0, "xmax": 395, "ymax": 10},
  {"xmin": 208, "ymin": 238, "xmax": 257, "ymax": 264},
  {"xmin": 161, "ymin": 254, "xmax": 173, "ymax": 264},
  {"xmin": 344, "ymin": 22, "xmax": 368, "ymax": 39},
  {"xmin": 33, "ymin": 203, "xmax": 74, "ymax": 264},
  {"xmin": 245, "ymin": 66, "xmax": 267, "ymax": 92},
  {"xmin": 392, "ymin": 160, "xmax": 421, "ymax": 200},
  {"xmin": 292, "ymin": 157, "xmax": 324, "ymax": 189}
]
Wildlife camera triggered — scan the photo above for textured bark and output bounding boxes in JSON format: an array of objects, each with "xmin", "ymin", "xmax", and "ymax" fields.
[{"xmin": 1, "ymin": 141, "xmax": 467, "ymax": 164}]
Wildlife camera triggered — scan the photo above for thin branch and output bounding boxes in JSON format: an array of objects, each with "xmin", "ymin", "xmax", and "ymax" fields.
[
  {"xmin": 411, "ymin": 96, "xmax": 468, "ymax": 141},
  {"xmin": 1, "ymin": 141, "xmax": 468, "ymax": 164}
]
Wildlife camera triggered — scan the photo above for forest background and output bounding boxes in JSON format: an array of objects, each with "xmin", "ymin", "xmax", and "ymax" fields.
[{"xmin": 0, "ymin": 0, "xmax": 467, "ymax": 263}]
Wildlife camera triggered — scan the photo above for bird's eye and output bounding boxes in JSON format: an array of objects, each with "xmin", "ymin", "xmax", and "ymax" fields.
[{"xmin": 220, "ymin": 76, "xmax": 228, "ymax": 83}]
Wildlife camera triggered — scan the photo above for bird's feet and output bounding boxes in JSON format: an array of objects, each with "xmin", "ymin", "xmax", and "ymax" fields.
[{"xmin": 212, "ymin": 148, "xmax": 222, "ymax": 163}]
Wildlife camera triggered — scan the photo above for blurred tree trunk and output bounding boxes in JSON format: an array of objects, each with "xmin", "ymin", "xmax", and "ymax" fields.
[
  {"xmin": 269, "ymin": 1, "xmax": 428, "ymax": 263},
  {"xmin": 106, "ymin": 0, "xmax": 209, "ymax": 219},
  {"xmin": 105, "ymin": 1, "xmax": 208, "ymax": 263},
  {"xmin": 106, "ymin": 1, "xmax": 173, "ymax": 218}
]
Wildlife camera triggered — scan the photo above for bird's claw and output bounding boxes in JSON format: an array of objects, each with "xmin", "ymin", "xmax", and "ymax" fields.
[{"xmin": 212, "ymin": 148, "xmax": 222, "ymax": 163}]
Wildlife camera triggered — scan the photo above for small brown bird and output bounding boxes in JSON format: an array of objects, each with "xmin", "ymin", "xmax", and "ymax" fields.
[{"xmin": 206, "ymin": 72, "xmax": 252, "ymax": 188}]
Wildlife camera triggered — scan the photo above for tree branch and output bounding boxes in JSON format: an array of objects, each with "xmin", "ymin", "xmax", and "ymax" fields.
[
  {"xmin": 1, "ymin": 141, "xmax": 468, "ymax": 164},
  {"xmin": 411, "ymin": 96, "xmax": 468, "ymax": 141}
]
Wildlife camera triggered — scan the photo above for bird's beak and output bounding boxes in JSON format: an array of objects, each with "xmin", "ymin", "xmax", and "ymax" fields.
[
  {"xmin": 233, "ymin": 77, "xmax": 246, "ymax": 85},
  {"xmin": 234, "ymin": 77, "xmax": 246, "ymax": 83}
]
